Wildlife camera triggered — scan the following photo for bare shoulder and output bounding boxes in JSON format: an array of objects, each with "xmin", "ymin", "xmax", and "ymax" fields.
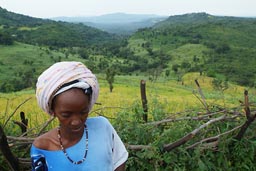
[{"xmin": 33, "ymin": 128, "xmax": 59, "ymax": 151}]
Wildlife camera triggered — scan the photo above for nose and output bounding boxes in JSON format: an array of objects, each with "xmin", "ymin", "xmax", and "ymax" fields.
[
  {"xmin": 71, "ymin": 119, "xmax": 82, "ymax": 126},
  {"xmin": 70, "ymin": 114, "xmax": 82, "ymax": 126}
]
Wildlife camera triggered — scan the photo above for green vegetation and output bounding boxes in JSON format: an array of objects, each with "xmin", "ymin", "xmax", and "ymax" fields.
[
  {"xmin": 1, "ymin": 8, "xmax": 256, "ymax": 170},
  {"xmin": 129, "ymin": 12, "xmax": 256, "ymax": 86},
  {"xmin": 0, "ymin": 31, "xmax": 14, "ymax": 45},
  {"xmin": 0, "ymin": 42, "xmax": 87, "ymax": 92},
  {"xmin": 1, "ymin": 9, "xmax": 256, "ymax": 91},
  {"xmin": 0, "ymin": 7, "xmax": 118, "ymax": 48},
  {"xmin": 0, "ymin": 74, "xmax": 255, "ymax": 171}
]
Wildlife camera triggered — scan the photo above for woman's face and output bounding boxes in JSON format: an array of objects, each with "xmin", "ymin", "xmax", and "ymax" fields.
[{"xmin": 52, "ymin": 88, "xmax": 90, "ymax": 133}]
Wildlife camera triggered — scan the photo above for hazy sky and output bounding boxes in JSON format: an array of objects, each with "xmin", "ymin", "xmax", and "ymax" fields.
[{"xmin": 0, "ymin": 0, "xmax": 255, "ymax": 18}]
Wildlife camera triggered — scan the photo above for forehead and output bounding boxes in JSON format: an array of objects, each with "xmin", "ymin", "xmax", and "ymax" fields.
[{"xmin": 53, "ymin": 88, "xmax": 89, "ymax": 110}]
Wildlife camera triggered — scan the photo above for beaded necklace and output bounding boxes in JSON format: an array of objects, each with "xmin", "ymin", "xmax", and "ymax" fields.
[{"xmin": 57, "ymin": 125, "xmax": 88, "ymax": 165}]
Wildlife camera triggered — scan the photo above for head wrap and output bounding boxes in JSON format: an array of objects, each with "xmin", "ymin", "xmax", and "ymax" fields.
[{"xmin": 36, "ymin": 61, "xmax": 99, "ymax": 115}]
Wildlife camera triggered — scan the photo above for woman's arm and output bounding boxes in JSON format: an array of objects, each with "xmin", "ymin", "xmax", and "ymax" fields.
[{"xmin": 114, "ymin": 162, "xmax": 126, "ymax": 171}]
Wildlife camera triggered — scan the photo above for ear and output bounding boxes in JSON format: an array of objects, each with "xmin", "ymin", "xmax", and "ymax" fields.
[{"xmin": 49, "ymin": 110, "xmax": 56, "ymax": 117}]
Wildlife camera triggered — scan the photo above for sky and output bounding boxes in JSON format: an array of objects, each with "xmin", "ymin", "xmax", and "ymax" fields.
[{"xmin": 0, "ymin": 0, "xmax": 255, "ymax": 18}]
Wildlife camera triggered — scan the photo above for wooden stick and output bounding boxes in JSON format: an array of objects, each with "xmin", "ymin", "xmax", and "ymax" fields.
[
  {"xmin": 0, "ymin": 125, "xmax": 19, "ymax": 171},
  {"xmin": 127, "ymin": 144, "xmax": 151, "ymax": 151},
  {"xmin": 7, "ymin": 136, "xmax": 34, "ymax": 142},
  {"xmin": 235, "ymin": 90, "xmax": 256, "ymax": 140},
  {"xmin": 140, "ymin": 80, "xmax": 148, "ymax": 122},
  {"xmin": 194, "ymin": 79, "xmax": 209, "ymax": 112}
]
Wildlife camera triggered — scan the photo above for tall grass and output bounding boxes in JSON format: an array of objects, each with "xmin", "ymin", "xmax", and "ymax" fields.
[
  {"xmin": 0, "ymin": 73, "xmax": 254, "ymax": 171},
  {"xmin": 0, "ymin": 73, "xmax": 247, "ymax": 135}
]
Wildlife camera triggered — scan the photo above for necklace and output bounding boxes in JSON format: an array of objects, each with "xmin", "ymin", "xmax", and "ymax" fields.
[{"xmin": 57, "ymin": 125, "xmax": 88, "ymax": 165}]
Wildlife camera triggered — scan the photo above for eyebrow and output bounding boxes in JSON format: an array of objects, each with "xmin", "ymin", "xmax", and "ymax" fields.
[{"xmin": 60, "ymin": 106, "xmax": 89, "ymax": 113}]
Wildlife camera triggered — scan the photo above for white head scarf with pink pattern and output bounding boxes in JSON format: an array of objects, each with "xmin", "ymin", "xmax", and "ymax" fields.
[{"xmin": 36, "ymin": 61, "xmax": 99, "ymax": 115}]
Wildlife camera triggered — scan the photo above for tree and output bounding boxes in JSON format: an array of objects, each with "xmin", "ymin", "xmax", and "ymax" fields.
[
  {"xmin": 172, "ymin": 64, "xmax": 179, "ymax": 74},
  {"xmin": 0, "ymin": 32, "xmax": 14, "ymax": 45},
  {"xmin": 106, "ymin": 68, "xmax": 116, "ymax": 92},
  {"xmin": 165, "ymin": 69, "xmax": 170, "ymax": 78},
  {"xmin": 78, "ymin": 48, "xmax": 89, "ymax": 59},
  {"xmin": 212, "ymin": 78, "xmax": 229, "ymax": 91},
  {"xmin": 148, "ymin": 66, "xmax": 163, "ymax": 82}
]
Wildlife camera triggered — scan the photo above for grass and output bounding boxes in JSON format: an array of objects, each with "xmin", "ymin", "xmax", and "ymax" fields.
[
  {"xmin": 0, "ymin": 71, "xmax": 253, "ymax": 171},
  {"xmin": 170, "ymin": 44, "xmax": 207, "ymax": 61},
  {"xmin": 17, "ymin": 26, "xmax": 38, "ymax": 31},
  {"xmin": 0, "ymin": 72, "xmax": 248, "ymax": 137},
  {"xmin": 0, "ymin": 42, "xmax": 86, "ymax": 82},
  {"xmin": 128, "ymin": 38, "xmax": 148, "ymax": 56}
]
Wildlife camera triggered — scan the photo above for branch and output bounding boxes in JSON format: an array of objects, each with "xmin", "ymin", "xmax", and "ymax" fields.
[
  {"xmin": 234, "ymin": 90, "xmax": 256, "ymax": 140},
  {"xmin": 37, "ymin": 115, "xmax": 55, "ymax": 136},
  {"xmin": 126, "ymin": 144, "xmax": 151, "ymax": 151},
  {"xmin": 13, "ymin": 121, "xmax": 27, "ymax": 134},
  {"xmin": 146, "ymin": 110, "xmax": 227, "ymax": 126},
  {"xmin": 92, "ymin": 106, "xmax": 130, "ymax": 113},
  {"xmin": 186, "ymin": 124, "xmax": 243, "ymax": 149},
  {"xmin": 7, "ymin": 136, "xmax": 34, "ymax": 143},
  {"xmin": 244, "ymin": 90, "xmax": 250, "ymax": 119},
  {"xmin": 194, "ymin": 79, "xmax": 209, "ymax": 113},
  {"xmin": 18, "ymin": 158, "xmax": 31, "ymax": 165},
  {"xmin": 162, "ymin": 114, "xmax": 227, "ymax": 152},
  {"xmin": 3, "ymin": 97, "xmax": 31, "ymax": 129}
]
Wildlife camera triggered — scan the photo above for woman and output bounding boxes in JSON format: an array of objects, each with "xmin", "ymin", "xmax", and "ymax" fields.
[{"xmin": 31, "ymin": 61, "xmax": 128, "ymax": 171}]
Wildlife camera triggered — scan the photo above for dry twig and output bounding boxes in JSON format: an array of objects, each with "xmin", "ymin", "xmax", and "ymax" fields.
[
  {"xmin": 163, "ymin": 114, "xmax": 227, "ymax": 152},
  {"xmin": 3, "ymin": 98, "xmax": 32, "ymax": 129},
  {"xmin": 186, "ymin": 124, "xmax": 243, "ymax": 149}
]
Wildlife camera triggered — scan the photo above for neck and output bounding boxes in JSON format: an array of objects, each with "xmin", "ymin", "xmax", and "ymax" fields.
[
  {"xmin": 57, "ymin": 124, "xmax": 89, "ymax": 165},
  {"xmin": 58, "ymin": 126, "xmax": 84, "ymax": 143}
]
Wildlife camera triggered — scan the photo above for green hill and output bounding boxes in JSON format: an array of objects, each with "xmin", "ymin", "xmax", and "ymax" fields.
[
  {"xmin": 0, "ymin": 7, "xmax": 118, "ymax": 47},
  {"xmin": 1, "ymin": 10, "xmax": 256, "ymax": 92},
  {"xmin": 127, "ymin": 12, "xmax": 256, "ymax": 86},
  {"xmin": 0, "ymin": 7, "xmax": 124, "ymax": 92},
  {"xmin": 0, "ymin": 42, "xmax": 88, "ymax": 92}
]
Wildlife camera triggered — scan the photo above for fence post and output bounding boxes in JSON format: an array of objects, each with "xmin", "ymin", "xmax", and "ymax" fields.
[
  {"xmin": 234, "ymin": 90, "xmax": 256, "ymax": 140},
  {"xmin": 0, "ymin": 125, "xmax": 19, "ymax": 171},
  {"xmin": 140, "ymin": 80, "xmax": 148, "ymax": 122},
  {"xmin": 13, "ymin": 112, "xmax": 28, "ymax": 136}
]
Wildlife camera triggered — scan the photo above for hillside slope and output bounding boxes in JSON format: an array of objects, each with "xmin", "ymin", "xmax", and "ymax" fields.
[
  {"xmin": 0, "ymin": 42, "xmax": 88, "ymax": 92},
  {"xmin": 127, "ymin": 12, "xmax": 256, "ymax": 86},
  {"xmin": 0, "ymin": 7, "xmax": 118, "ymax": 47},
  {"xmin": 1, "ymin": 11, "xmax": 256, "ymax": 92}
]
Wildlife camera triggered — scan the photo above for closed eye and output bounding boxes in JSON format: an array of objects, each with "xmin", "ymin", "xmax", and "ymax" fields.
[
  {"xmin": 61, "ymin": 113, "xmax": 71, "ymax": 118},
  {"xmin": 80, "ymin": 108, "xmax": 89, "ymax": 115}
]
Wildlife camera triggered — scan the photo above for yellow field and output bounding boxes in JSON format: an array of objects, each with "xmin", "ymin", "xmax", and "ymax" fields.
[{"xmin": 0, "ymin": 73, "xmax": 250, "ymax": 135}]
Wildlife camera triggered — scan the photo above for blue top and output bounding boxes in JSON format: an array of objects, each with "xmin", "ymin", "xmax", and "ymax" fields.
[{"xmin": 31, "ymin": 116, "xmax": 128, "ymax": 171}]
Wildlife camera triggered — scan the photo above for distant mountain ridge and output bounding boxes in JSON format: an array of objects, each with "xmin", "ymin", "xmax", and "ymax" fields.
[
  {"xmin": 52, "ymin": 13, "xmax": 168, "ymax": 35},
  {"xmin": 0, "ymin": 6, "xmax": 118, "ymax": 47},
  {"xmin": 52, "ymin": 13, "xmax": 167, "ymax": 23},
  {"xmin": 0, "ymin": 6, "xmax": 49, "ymax": 26},
  {"xmin": 154, "ymin": 12, "xmax": 256, "ymax": 28}
]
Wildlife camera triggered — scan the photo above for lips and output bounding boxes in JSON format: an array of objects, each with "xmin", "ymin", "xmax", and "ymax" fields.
[{"xmin": 71, "ymin": 125, "xmax": 83, "ymax": 132}]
